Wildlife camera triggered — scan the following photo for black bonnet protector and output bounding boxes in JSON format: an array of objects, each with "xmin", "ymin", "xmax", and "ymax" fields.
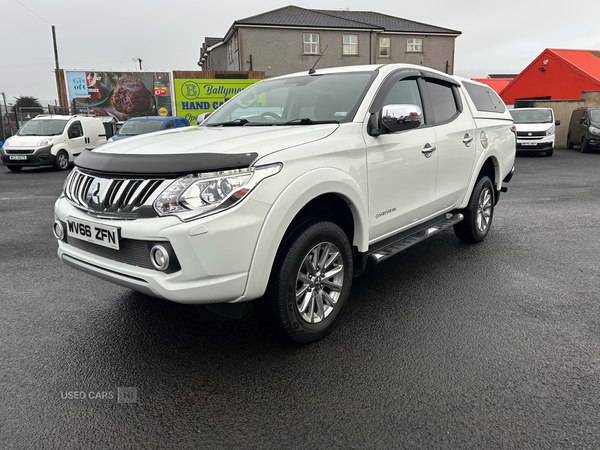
[{"xmin": 75, "ymin": 149, "xmax": 259, "ymax": 177}]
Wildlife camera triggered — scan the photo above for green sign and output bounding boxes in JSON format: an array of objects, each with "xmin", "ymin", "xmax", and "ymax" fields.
[{"xmin": 174, "ymin": 79, "xmax": 261, "ymax": 125}]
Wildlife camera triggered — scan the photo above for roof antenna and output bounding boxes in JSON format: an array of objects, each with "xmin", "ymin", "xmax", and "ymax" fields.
[{"xmin": 308, "ymin": 45, "xmax": 328, "ymax": 74}]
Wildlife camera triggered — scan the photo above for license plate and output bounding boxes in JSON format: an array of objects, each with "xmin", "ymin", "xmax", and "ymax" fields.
[
  {"xmin": 9, "ymin": 155, "xmax": 27, "ymax": 160},
  {"xmin": 66, "ymin": 216, "xmax": 120, "ymax": 250},
  {"xmin": 521, "ymin": 142, "xmax": 537, "ymax": 146}
]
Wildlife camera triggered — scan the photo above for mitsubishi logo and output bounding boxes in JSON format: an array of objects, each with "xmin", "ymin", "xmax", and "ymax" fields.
[{"xmin": 86, "ymin": 182, "xmax": 101, "ymax": 205}]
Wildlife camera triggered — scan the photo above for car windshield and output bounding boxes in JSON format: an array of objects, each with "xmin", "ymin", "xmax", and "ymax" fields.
[
  {"xmin": 204, "ymin": 72, "xmax": 377, "ymax": 127},
  {"xmin": 18, "ymin": 119, "xmax": 68, "ymax": 136},
  {"xmin": 509, "ymin": 109, "xmax": 552, "ymax": 124},
  {"xmin": 118, "ymin": 119, "xmax": 164, "ymax": 136},
  {"xmin": 590, "ymin": 110, "xmax": 600, "ymax": 121}
]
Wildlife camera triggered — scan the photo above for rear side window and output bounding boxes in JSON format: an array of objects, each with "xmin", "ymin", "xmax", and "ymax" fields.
[
  {"xmin": 425, "ymin": 79, "xmax": 459, "ymax": 124},
  {"xmin": 463, "ymin": 82, "xmax": 506, "ymax": 113}
]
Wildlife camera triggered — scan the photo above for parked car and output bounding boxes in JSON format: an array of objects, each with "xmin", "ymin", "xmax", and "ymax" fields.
[
  {"xmin": 509, "ymin": 108, "xmax": 559, "ymax": 157},
  {"xmin": 567, "ymin": 107, "xmax": 600, "ymax": 153},
  {"xmin": 53, "ymin": 64, "xmax": 516, "ymax": 343},
  {"xmin": 108, "ymin": 116, "xmax": 190, "ymax": 142},
  {"xmin": 1, "ymin": 115, "xmax": 107, "ymax": 171}
]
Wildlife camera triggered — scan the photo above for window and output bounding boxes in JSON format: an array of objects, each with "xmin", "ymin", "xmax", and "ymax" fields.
[
  {"xmin": 164, "ymin": 121, "xmax": 175, "ymax": 129},
  {"xmin": 379, "ymin": 37, "xmax": 390, "ymax": 57},
  {"xmin": 383, "ymin": 78, "xmax": 423, "ymax": 110},
  {"xmin": 303, "ymin": 33, "xmax": 320, "ymax": 54},
  {"xmin": 463, "ymin": 82, "xmax": 506, "ymax": 113},
  {"xmin": 343, "ymin": 34, "xmax": 358, "ymax": 55},
  {"xmin": 68, "ymin": 121, "xmax": 83, "ymax": 138},
  {"xmin": 233, "ymin": 35, "xmax": 238, "ymax": 53},
  {"xmin": 425, "ymin": 79, "xmax": 458, "ymax": 123},
  {"xmin": 407, "ymin": 38, "xmax": 422, "ymax": 52},
  {"xmin": 228, "ymin": 41, "xmax": 233, "ymax": 63}
]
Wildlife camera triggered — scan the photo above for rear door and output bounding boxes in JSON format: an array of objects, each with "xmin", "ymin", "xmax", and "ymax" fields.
[{"xmin": 423, "ymin": 77, "xmax": 477, "ymax": 210}]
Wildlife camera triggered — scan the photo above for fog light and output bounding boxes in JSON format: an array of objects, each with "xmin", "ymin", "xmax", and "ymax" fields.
[
  {"xmin": 150, "ymin": 245, "xmax": 170, "ymax": 271},
  {"xmin": 53, "ymin": 220, "xmax": 65, "ymax": 241}
]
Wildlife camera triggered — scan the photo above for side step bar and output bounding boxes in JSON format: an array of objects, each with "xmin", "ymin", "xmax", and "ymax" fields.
[{"xmin": 368, "ymin": 213, "xmax": 464, "ymax": 264}]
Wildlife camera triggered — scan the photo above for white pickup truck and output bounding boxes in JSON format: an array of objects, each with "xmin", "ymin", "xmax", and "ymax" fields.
[{"xmin": 53, "ymin": 64, "xmax": 516, "ymax": 343}]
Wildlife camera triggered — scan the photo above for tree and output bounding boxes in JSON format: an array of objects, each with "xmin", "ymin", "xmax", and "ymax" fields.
[{"xmin": 14, "ymin": 95, "xmax": 44, "ymax": 116}]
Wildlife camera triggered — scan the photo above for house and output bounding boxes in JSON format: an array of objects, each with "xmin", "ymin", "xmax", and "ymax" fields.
[
  {"xmin": 199, "ymin": 6, "xmax": 461, "ymax": 77},
  {"xmin": 500, "ymin": 49, "xmax": 600, "ymax": 107},
  {"xmin": 500, "ymin": 49, "xmax": 600, "ymax": 146}
]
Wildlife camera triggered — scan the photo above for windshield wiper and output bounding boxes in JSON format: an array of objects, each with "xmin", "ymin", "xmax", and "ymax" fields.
[
  {"xmin": 279, "ymin": 118, "xmax": 339, "ymax": 126},
  {"xmin": 209, "ymin": 118, "xmax": 249, "ymax": 127}
]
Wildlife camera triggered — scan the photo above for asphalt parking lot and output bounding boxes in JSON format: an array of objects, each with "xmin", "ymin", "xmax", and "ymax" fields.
[{"xmin": 1, "ymin": 148, "xmax": 600, "ymax": 449}]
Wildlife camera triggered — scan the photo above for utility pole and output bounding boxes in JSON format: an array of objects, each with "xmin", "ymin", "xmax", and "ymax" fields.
[
  {"xmin": 1, "ymin": 92, "xmax": 8, "ymax": 140},
  {"xmin": 52, "ymin": 25, "xmax": 64, "ymax": 108}
]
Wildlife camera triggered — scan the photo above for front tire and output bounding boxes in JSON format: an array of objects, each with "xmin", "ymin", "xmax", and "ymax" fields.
[
  {"xmin": 581, "ymin": 138, "xmax": 588, "ymax": 153},
  {"xmin": 255, "ymin": 220, "xmax": 353, "ymax": 344},
  {"xmin": 567, "ymin": 134, "xmax": 574, "ymax": 149},
  {"xmin": 6, "ymin": 165, "xmax": 23, "ymax": 172},
  {"xmin": 454, "ymin": 176, "xmax": 495, "ymax": 243},
  {"xmin": 54, "ymin": 150, "xmax": 69, "ymax": 170}
]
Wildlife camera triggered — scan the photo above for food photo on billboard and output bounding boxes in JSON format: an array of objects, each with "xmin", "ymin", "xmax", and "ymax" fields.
[{"xmin": 64, "ymin": 71, "xmax": 172, "ymax": 120}]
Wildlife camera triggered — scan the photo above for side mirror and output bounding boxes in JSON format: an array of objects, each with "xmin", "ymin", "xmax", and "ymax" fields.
[
  {"xmin": 580, "ymin": 117, "xmax": 587, "ymax": 124},
  {"xmin": 381, "ymin": 104, "xmax": 423, "ymax": 133},
  {"xmin": 555, "ymin": 119, "xmax": 560, "ymax": 126},
  {"xmin": 197, "ymin": 112, "xmax": 211, "ymax": 123}
]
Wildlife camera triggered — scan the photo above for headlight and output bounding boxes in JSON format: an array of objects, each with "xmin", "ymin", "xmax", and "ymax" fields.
[
  {"xmin": 545, "ymin": 125, "xmax": 555, "ymax": 136},
  {"xmin": 107, "ymin": 137, "xmax": 114, "ymax": 143},
  {"xmin": 589, "ymin": 126, "xmax": 600, "ymax": 135},
  {"xmin": 154, "ymin": 163, "xmax": 282, "ymax": 220},
  {"xmin": 38, "ymin": 138, "xmax": 54, "ymax": 146}
]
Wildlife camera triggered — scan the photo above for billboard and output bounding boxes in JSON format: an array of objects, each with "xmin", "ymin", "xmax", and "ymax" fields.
[
  {"xmin": 174, "ymin": 78, "xmax": 261, "ymax": 125},
  {"xmin": 65, "ymin": 71, "xmax": 172, "ymax": 120}
]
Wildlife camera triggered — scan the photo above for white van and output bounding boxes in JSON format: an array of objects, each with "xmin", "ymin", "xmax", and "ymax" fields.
[
  {"xmin": 1, "ymin": 115, "xmax": 107, "ymax": 171},
  {"xmin": 509, "ymin": 108, "xmax": 560, "ymax": 157}
]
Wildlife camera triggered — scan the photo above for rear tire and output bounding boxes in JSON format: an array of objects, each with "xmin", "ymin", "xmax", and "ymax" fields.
[
  {"xmin": 566, "ymin": 134, "xmax": 574, "ymax": 149},
  {"xmin": 6, "ymin": 165, "xmax": 23, "ymax": 172},
  {"xmin": 454, "ymin": 176, "xmax": 495, "ymax": 243},
  {"xmin": 254, "ymin": 220, "xmax": 353, "ymax": 344},
  {"xmin": 54, "ymin": 150, "xmax": 69, "ymax": 170}
]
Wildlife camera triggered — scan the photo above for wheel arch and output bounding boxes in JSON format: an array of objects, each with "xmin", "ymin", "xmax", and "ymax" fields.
[
  {"xmin": 241, "ymin": 168, "xmax": 368, "ymax": 302},
  {"xmin": 457, "ymin": 155, "xmax": 501, "ymax": 210}
]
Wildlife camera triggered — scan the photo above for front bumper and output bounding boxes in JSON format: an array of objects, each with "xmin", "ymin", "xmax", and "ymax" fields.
[
  {"xmin": 516, "ymin": 135, "xmax": 554, "ymax": 152},
  {"xmin": 1, "ymin": 144, "xmax": 55, "ymax": 166},
  {"xmin": 584, "ymin": 133, "xmax": 600, "ymax": 149},
  {"xmin": 54, "ymin": 196, "xmax": 271, "ymax": 304}
]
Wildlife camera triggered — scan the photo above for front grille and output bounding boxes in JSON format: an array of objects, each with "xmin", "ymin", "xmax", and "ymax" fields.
[
  {"xmin": 517, "ymin": 131, "xmax": 546, "ymax": 138},
  {"xmin": 6, "ymin": 149, "xmax": 35, "ymax": 155},
  {"xmin": 64, "ymin": 168, "xmax": 170, "ymax": 219}
]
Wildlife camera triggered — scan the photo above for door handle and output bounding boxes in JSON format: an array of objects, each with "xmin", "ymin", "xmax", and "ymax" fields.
[
  {"xmin": 463, "ymin": 134, "xmax": 474, "ymax": 147},
  {"xmin": 422, "ymin": 143, "xmax": 436, "ymax": 158}
]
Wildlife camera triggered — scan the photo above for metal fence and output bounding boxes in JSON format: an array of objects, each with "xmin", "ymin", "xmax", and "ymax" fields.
[{"xmin": 1, "ymin": 104, "xmax": 100, "ymax": 141}]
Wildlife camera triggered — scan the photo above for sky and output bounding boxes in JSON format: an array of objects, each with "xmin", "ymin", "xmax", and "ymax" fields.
[{"xmin": 1, "ymin": 0, "xmax": 599, "ymax": 105}]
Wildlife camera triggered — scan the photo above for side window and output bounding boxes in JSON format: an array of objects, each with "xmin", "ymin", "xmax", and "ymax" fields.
[
  {"xmin": 379, "ymin": 37, "xmax": 390, "ymax": 57},
  {"xmin": 68, "ymin": 121, "xmax": 83, "ymax": 138},
  {"xmin": 425, "ymin": 79, "xmax": 459, "ymax": 124},
  {"xmin": 164, "ymin": 120, "xmax": 175, "ymax": 129},
  {"xmin": 462, "ymin": 81, "xmax": 506, "ymax": 113},
  {"xmin": 382, "ymin": 78, "xmax": 423, "ymax": 110}
]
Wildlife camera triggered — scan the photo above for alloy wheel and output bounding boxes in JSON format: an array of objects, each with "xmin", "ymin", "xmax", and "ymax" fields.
[{"xmin": 476, "ymin": 187, "xmax": 492, "ymax": 232}]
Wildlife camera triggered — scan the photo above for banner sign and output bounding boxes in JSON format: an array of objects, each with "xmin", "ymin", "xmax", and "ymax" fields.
[
  {"xmin": 65, "ymin": 71, "xmax": 172, "ymax": 120},
  {"xmin": 174, "ymin": 79, "xmax": 261, "ymax": 125}
]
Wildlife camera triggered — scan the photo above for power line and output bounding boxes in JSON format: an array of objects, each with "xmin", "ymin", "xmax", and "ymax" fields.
[{"xmin": 12, "ymin": 0, "xmax": 52, "ymax": 25}]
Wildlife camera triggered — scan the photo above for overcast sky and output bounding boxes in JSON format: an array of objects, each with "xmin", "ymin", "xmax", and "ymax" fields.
[{"xmin": 1, "ymin": 0, "xmax": 599, "ymax": 105}]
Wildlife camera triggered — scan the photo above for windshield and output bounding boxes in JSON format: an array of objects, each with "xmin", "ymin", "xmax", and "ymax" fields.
[
  {"xmin": 590, "ymin": 110, "xmax": 600, "ymax": 122},
  {"xmin": 118, "ymin": 119, "xmax": 164, "ymax": 136},
  {"xmin": 509, "ymin": 109, "xmax": 552, "ymax": 124},
  {"xmin": 18, "ymin": 119, "xmax": 68, "ymax": 136},
  {"xmin": 204, "ymin": 72, "xmax": 377, "ymax": 126}
]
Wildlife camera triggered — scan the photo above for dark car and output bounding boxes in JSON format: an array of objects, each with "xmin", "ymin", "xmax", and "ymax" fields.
[
  {"xmin": 108, "ymin": 116, "xmax": 190, "ymax": 142},
  {"xmin": 566, "ymin": 107, "xmax": 600, "ymax": 153}
]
